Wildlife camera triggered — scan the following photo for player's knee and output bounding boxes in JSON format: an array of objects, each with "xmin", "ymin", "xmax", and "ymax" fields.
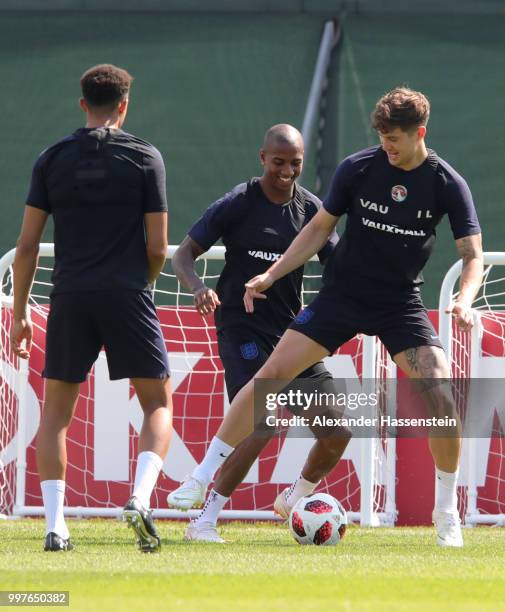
[
  {"xmin": 40, "ymin": 411, "xmax": 73, "ymax": 432},
  {"xmin": 257, "ymin": 358, "xmax": 294, "ymax": 380},
  {"xmin": 422, "ymin": 381, "xmax": 455, "ymax": 416},
  {"xmin": 41, "ymin": 403, "xmax": 74, "ymax": 429},
  {"xmin": 140, "ymin": 386, "xmax": 172, "ymax": 414},
  {"xmin": 420, "ymin": 346, "xmax": 451, "ymax": 377},
  {"xmin": 140, "ymin": 401, "xmax": 172, "ymax": 417},
  {"xmin": 254, "ymin": 418, "xmax": 277, "ymax": 440},
  {"xmin": 433, "ymin": 384, "xmax": 454, "ymax": 405}
]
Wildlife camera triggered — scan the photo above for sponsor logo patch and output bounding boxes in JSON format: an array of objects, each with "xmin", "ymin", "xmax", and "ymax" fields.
[
  {"xmin": 240, "ymin": 342, "xmax": 259, "ymax": 360},
  {"xmin": 362, "ymin": 217, "xmax": 426, "ymax": 236},
  {"xmin": 248, "ymin": 250, "xmax": 281, "ymax": 262},
  {"xmin": 391, "ymin": 185, "xmax": 407, "ymax": 202}
]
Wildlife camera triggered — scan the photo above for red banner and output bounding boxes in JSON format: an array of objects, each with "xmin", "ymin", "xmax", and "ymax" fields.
[{"xmin": 2, "ymin": 307, "xmax": 504, "ymax": 524}]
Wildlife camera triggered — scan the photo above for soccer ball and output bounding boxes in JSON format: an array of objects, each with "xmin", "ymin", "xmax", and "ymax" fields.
[{"xmin": 288, "ymin": 493, "xmax": 347, "ymax": 545}]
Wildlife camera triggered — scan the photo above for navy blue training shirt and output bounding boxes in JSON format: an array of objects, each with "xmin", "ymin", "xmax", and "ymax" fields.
[
  {"xmin": 189, "ymin": 178, "xmax": 338, "ymax": 337},
  {"xmin": 26, "ymin": 127, "xmax": 167, "ymax": 295},
  {"xmin": 322, "ymin": 145, "xmax": 480, "ymax": 299}
]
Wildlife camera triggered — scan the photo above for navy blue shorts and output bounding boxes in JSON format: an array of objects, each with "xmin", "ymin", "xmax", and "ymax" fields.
[
  {"xmin": 217, "ymin": 325, "xmax": 333, "ymax": 402},
  {"xmin": 289, "ymin": 288, "xmax": 443, "ymax": 358},
  {"xmin": 43, "ymin": 290, "xmax": 170, "ymax": 383}
]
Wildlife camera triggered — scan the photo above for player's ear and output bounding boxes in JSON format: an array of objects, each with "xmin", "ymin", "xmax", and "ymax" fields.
[
  {"xmin": 259, "ymin": 149, "xmax": 266, "ymax": 166},
  {"xmin": 79, "ymin": 97, "xmax": 88, "ymax": 113},
  {"xmin": 118, "ymin": 98, "xmax": 128, "ymax": 116},
  {"xmin": 417, "ymin": 125, "xmax": 426, "ymax": 139}
]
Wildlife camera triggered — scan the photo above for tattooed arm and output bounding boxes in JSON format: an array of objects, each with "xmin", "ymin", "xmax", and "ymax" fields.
[{"xmin": 445, "ymin": 234, "xmax": 483, "ymax": 331}]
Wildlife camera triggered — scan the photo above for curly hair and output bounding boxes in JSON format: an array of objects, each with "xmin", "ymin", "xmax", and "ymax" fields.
[
  {"xmin": 371, "ymin": 87, "xmax": 430, "ymax": 133},
  {"xmin": 80, "ymin": 64, "xmax": 133, "ymax": 109}
]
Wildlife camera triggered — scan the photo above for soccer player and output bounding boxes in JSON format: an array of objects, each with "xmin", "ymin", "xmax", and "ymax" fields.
[
  {"xmin": 182, "ymin": 89, "xmax": 482, "ymax": 547},
  {"xmin": 10, "ymin": 64, "xmax": 172, "ymax": 552},
  {"xmin": 167, "ymin": 124, "xmax": 349, "ymax": 542}
]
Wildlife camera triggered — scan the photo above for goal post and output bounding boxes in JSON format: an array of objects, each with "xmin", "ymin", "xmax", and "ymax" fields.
[
  {"xmin": 439, "ymin": 252, "xmax": 505, "ymax": 526},
  {"xmin": 0, "ymin": 243, "xmax": 395, "ymax": 524}
]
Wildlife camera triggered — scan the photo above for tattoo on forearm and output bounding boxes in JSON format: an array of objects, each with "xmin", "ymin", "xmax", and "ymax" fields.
[{"xmin": 458, "ymin": 236, "xmax": 479, "ymax": 264}]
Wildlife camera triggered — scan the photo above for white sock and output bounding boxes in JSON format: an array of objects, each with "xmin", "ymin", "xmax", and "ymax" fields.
[
  {"xmin": 41, "ymin": 480, "xmax": 69, "ymax": 539},
  {"xmin": 435, "ymin": 467, "xmax": 459, "ymax": 513},
  {"xmin": 194, "ymin": 489, "xmax": 229, "ymax": 527},
  {"xmin": 285, "ymin": 474, "xmax": 320, "ymax": 506},
  {"xmin": 132, "ymin": 451, "xmax": 163, "ymax": 509},
  {"xmin": 192, "ymin": 437, "xmax": 234, "ymax": 485}
]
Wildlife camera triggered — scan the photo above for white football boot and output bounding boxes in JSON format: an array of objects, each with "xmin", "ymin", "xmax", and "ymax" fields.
[
  {"xmin": 432, "ymin": 509, "xmax": 464, "ymax": 548},
  {"xmin": 185, "ymin": 521, "xmax": 225, "ymax": 543},
  {"xmin": 273, "ymin": 487, "xmax": 293, "ymax": 520},
  {"xmin": 167, "ymin": 476, "xmax": 207, "ymax": 511}
]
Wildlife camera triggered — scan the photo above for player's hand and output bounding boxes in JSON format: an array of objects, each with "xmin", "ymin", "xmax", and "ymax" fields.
[
  {"xmin": 243, "ymin": 272, "xmax": 273, "ymax": 313},
  {"xmin": 193, "ymin": 286, "xmax": 221, "ymax": 317},
  {"xmin": 445, "ymin": 301, "xmax": 474, "ymax": 332},
  {"xmin": 10, "ymin": 318, "xmax": 33, "ymax": 359}
]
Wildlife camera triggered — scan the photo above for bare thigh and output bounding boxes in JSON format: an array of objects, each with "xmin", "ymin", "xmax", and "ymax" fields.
[{"xmin": 254, "ymin": 330, "xmax": 330, "ymax": 380}]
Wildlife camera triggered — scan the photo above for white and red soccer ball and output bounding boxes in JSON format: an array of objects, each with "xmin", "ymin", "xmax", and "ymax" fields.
[{"xmin": 289, "ymin": 493, "xmax": 347, "ymax": 546}]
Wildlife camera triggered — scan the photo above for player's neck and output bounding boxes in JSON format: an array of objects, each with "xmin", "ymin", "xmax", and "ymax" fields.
[
  {"xmin": 85, "ymin": 114, "xmax": 122, "ymax": 129},
  {"xmin": 258, "ymin": 178, "xmax": 294, "ymax": 205},
  {"xmin": 398, "ymin": 142, "xmax": 429, "ymax": 171}
]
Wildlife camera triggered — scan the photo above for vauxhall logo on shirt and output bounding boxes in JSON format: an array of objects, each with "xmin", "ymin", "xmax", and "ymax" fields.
[
  {"xmin": 361, "ymin": 218, "xmax": 427, "ymax": 237},
  {"xmin": 248, "ymin": 250, "xmax": 282, "ymax": 262},
  {"xmin": 360, "ymin": 198, "xmax": 389, "ymax": 214},
  {"xmin": 359, "ymin": 193, "xmax": 428, "ymax": 237}
]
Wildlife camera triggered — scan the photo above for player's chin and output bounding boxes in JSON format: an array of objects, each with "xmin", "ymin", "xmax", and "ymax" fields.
[{"xmin": 276, "ymin": 177, "xmax": 294, "ymax": 190}]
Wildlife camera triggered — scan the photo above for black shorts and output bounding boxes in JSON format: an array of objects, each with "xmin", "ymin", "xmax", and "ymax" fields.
[
  {"xmin": 289, "ymin": 288, "xmax": 443, "ymax": 358},
  {"xmin": 43, "ymin": 290, "xmax": 170, "ymax": 383},
  {"xmin": 217, "ymin": 326, "xmax": 333, "ymax": 402}
]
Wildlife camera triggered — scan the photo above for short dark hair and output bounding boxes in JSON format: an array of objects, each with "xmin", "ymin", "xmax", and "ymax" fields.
[
  {"xmin": 80, "ymin": 64, "xmax": 133, "ymax": 109},
  {"xmin": 262, "ymin": 124, "xmax": 303, "ymax": 150},
  {"xmin": 371, "ymin": 87, "xmax": 430, "ymax": 133}
]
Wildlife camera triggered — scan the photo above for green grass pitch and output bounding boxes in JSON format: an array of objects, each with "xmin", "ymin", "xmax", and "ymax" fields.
[{"xmin": 1, "ymin": 519, "xmax": 505, "ymax": 611}]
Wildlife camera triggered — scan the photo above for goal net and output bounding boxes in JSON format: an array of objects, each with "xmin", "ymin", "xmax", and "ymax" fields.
[
  {"xmin": 439, "ymin": 252, "xmax": 505, "ymax": 525},
  {"xmin": 0, "ymin": 244, "xmax": 395, "ymax": 524}
]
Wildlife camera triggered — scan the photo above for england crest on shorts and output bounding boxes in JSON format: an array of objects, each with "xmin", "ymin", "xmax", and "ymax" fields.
[
  {"xmin": 240, "ymin": 342, "xmax": 259, "ymax": 360},
  {"xmin": 295, "ymin": 308, "xmax": 314, "ymax": 325},
  {"xmin": 391, "ymin": 185, "xmax": 407, "ymax": 202}
]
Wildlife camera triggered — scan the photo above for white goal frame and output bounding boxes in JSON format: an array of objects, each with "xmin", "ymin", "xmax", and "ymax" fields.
[
  {"xmin": 439, "ymin": 251, "xmax": 505, "ymax": 526},
  {"xmin": 0, "ymin": 243, "xmax": 395, "ymax": 525}
]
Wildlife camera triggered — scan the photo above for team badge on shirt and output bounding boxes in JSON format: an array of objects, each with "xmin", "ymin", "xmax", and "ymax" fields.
[{"xmin": 391, "ymin": 185, "xmax": 408, "ymax": 202}]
